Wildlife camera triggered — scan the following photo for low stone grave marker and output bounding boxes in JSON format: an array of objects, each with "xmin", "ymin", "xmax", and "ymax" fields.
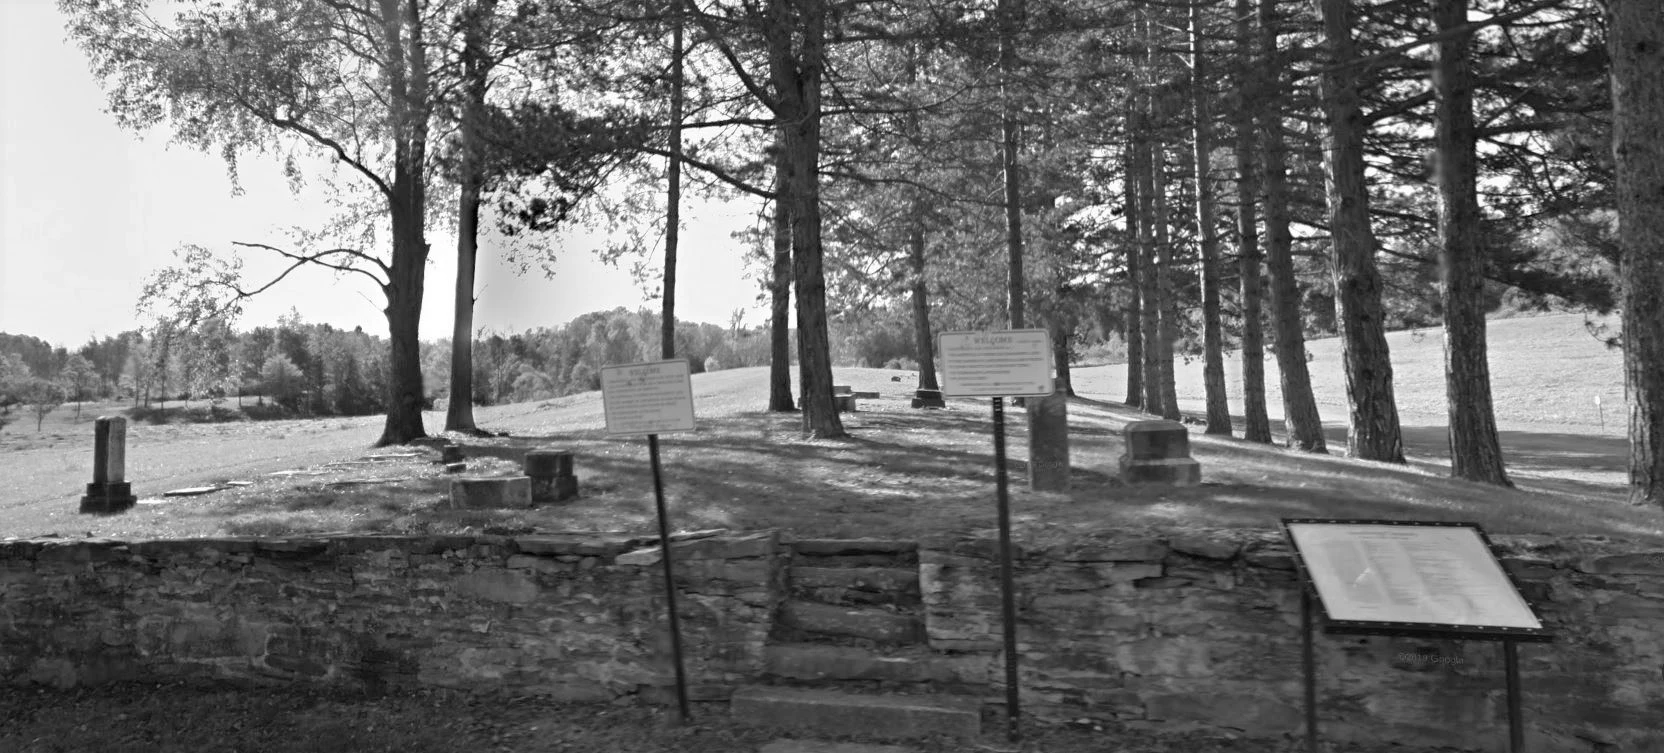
[
  {"xmin": 162, "ymin": 486, "xmax": 220, "ymax": 497},
  {"xmin": 834, "ymin": 395, "xmax": 859, "ymax": 413},
  {"xmin": 449, "ymin": 476, "xmax": 533, "ymax": 509},
  {"xmin": 910, "ymin": 389, "xmax": 945, "ymax": 409},
  {"xmin": 80, "ymin": 416, "xmax": 136, "ymax": 515},
  {"xmin": 524, "ymin": 448, "xmax": 579, "ymax": 503},
  {"xmin": 1118, "ymin": 420, "xmax": 1201, "ymax": 485}
]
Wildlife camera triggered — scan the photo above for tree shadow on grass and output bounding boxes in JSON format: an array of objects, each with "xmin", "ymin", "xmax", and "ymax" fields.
[{"xmin": 190, "ymin": 396, "xmax": 1664, "ymax": 545}]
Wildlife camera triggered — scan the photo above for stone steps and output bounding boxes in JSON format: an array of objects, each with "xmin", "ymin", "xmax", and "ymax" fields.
[
  {"xmin": 777, "ymin": 601, "xmax": 923, "ymax": 646},
  {"xmin": 763, "ymin": 643, "xmax": 986, "ymax": 686},
  {"xmin": 742, "ymin": 538, "xmax": 983, "ymax": 742},
  {"xmin": 788, "ymin": 565, "xmax": 919, "ymax": 606},
  {"xmin": 731, "ymin": 686, "xmax": 982, "ymax": 741}
]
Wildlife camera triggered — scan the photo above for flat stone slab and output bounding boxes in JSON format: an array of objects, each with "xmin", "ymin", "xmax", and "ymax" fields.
[
  {"xmin": 792, "ymin": 539, "xmax": 918, "ymax": 556},
  {"xmin": 759, "ymin": 740, "xmax": 917, "ymax": 753},
  {"xmin": 780, "ymin": 601, "xmax": 923, "ymax": 644},
  {"xmin": 162, "ymin": 486, "xmax": 220, "ymax": 497},
  {"xmin": 449, "ymin": 476, "xmax": 533, "ymax": 509},
  {"xmin": 791, "ymin": 566, "xmax": 917, "ymax": 592},
  {"xmin": 764, "ymin": 644, "xmax": 973, "ymax": 684},
  {"xmin": 732, "ymin": 686, "xmax": 980, "ymax": 740}
]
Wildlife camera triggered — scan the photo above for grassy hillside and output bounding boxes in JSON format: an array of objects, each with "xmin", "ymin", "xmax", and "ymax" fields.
[
  {"xmin": 1075, "ymin": 312, "xmax": 1624, "ymax": 433},
  {"xmin": 3, "ymin": 313, "xmax": 1656, "ymax": 545}
]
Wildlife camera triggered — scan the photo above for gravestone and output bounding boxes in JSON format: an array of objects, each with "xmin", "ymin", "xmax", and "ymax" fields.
[
  {"xmin": 524, "ymin": 448, "xmax": 579, "ymax": 503},
  {"xmin": 910, "ymin": 389, "xmax": 945, "ymax": 409},
  {"xmin": 834, "ymin": 395, "xmax": 858, "ymax": 413},
  {"xmin": 1118, "ymin": 420, "xmax": 1201, "ymax": 485},
  {"xmin": 440, "ymin": 443, "xmax": 465, "ymax": 464},
  {"xmin": 80, "ymin": 416, "xmax": 137, "ymax": 515},
  {"xmin": 1027, "ymin": 392, "xmax": 1071, "ymax": 491},
  {"xmin": 449, "ymin": 476, "xmax": 533, "ymax": 509}
]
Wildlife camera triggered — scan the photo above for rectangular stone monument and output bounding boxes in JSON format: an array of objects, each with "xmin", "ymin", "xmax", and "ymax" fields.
[
  {"xmin": 524, "ymin": 448, "xmax": 579, "ymax": 503},
  {"xmin": 81, "ymin": 416, "xmax": 137, "ymax": 514},
  {"xmin": 1119, "ymin": 419, "xmax": 1201, "ymax": 485}
]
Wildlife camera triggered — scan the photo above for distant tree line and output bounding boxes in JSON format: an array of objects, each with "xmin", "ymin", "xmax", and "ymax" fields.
[{"xmin": 0, "ymin": 308, "xmax": 777, "ymax": 428}]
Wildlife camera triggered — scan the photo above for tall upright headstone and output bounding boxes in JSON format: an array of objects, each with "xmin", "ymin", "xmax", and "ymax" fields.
[
  {"xmin": 81, "ymin": 416, "xmax": 137, "ymax": 514},
  {"xmin": 1027, "ymin": 392, "xmax": 1071, "ymax": 491}
]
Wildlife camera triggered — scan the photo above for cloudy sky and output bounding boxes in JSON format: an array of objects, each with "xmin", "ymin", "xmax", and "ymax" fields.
[{"xmin": 0, "ymin": 0, "xmax": 765, "ymax": 349}]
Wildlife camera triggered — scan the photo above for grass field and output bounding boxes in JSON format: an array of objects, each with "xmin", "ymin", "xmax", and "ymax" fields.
[{"xmin": 1, "ymin": 312, "xmax": 1657, "ymax": 545}]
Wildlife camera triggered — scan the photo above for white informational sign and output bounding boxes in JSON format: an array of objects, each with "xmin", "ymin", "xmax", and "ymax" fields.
[
  {"xmin": 938, "ymin": 329, "xmax": 1054, "ymax": 398},
  {"xmin": 1286, "ymin": 522, "xmax": 1542, "ymax": 630},
  {"xmin": 600, "ymin": 359, "xmax": 697, "ymax": 436}
]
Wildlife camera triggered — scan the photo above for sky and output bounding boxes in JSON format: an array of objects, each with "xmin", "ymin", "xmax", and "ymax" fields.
[{"xmin": 0, "ymin": 1, "xmax": 767, "ymax": 350}]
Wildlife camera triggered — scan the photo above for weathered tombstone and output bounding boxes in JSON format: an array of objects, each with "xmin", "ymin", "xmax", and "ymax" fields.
[
  {"xmin": 832, "ymin": 385, "xmax": 853, "ymax": 395},
  {"xmin": 524, "ymin": 448, "xmax": 579, "ymax": 503},
  {"xmin": 911, "ymin": 388, "xmax": 946, "ymax": 409},
  {"xmin": 1028, "ymin": 392, "xmax": 1071, "ymax": 491},
  {"xmin": 449, "ymin": 476, "xmax": 533, "ymax": 509},
  {"xmin": 81, "ymin": 416, "xmax": 137, "ymax": 514},
  {"xmin": 1118, "ymin": 420, "xmax": 1201, "ymax": 485},
  {"xmin": 834, "ymin": 395, "xmax": 858, "ymax": 413},
  {"xmin": 440, "ymin": 443, "xmax": 465, "ymax": 464}
]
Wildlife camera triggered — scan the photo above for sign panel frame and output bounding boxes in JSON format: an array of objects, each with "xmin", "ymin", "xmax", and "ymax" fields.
[
  {"xmin": 1281, "ymin": 519, "xmax": 1553, "ymax": 642},
  {"xmin": 938, "ymin": 329, "xmax": 1054, "ymax": 399},
  {"xmin": 600, "ymin": 359, "xmax": 698, "ymax": 437}
]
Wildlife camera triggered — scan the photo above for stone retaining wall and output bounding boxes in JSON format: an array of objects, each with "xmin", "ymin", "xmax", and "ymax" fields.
[
  {"xmin": 2, "ymin": 528, "xmax": 1660, "ymax": 751},
  {"xmin": 920, "ymin": 531, "xmax": 1664, "ymax": 752},
  {"xmin": 0, "ymin": 531, "xmax": 782, "ymax": 702}
]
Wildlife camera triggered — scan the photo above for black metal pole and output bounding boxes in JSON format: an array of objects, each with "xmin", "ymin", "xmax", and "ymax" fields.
[
  {"xmin": 1302, "ymin": 586, "xmax": 1318, "ymax": 753},
  {"xmin": 992, "ymin": 397, "xmax": 1021, "ymax": 742},
  {"xmin": 1505, "ymin": 640, "xmax": 1523, "ymax": 752},
  {"xmin": 649, "ymin": 433, "xmax": 692, "ymax": 722}
]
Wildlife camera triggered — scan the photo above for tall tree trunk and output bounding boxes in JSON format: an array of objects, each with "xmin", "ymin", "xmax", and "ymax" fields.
[
  {"xmin": 1610, "ymin": 0, "xmax": 1664, "ymax": 507},
  {"xmin": 662, "ymin": 0, "xmax": 684, "ymax": 361},
  {"xmin": 1315, "ymin": 0, "xmax": 1401, "ymax": 462},
  {"xmin": 1136, "ymin": 123, "xmax": 1163, "ymax": 415},
  {"xmin": 768, "ymin": 140, "xmax": 796, "ymax": 412},
  {"xmin": 904, "ymin": 47, "xmax": 940, "ymax": 393},
  {"xmin": 1123, "ymin": 136, "xmax": 1145, "ymax": 408},
  {"xmin": 1152, "ymin": 134, "xmax": 1181, "ymax": 421},
  {"xmin": 1000, "ymin": 0, "xmax": 1025, "ymax": 331},
  {"xmin": 907, "ymin": 200, "xmax": 940, "ymax": 391},
  {"xmin": 770, "ymin": 0, "xmax": 843, "ymax": 438},
  {"xmin": 1192, "ymin": 0, "xmax": 1231, "ymax": 435},
  {"xmin": 377, "ymin": 0, "xmax": 430, "ymax": 446},
  {"xmin": 1431, "ymin": 0, "xmax": 1509, "ymax": 485},
  {"xmin": 446, "ymin": 0, "xmax": 495, "ymax": 434},
  {"xmin": 1235, "ymin": 0, "xmax": 1271, "ymax": 444},
  {"xmin": 1261, "ymin": 0, "xmax": 1326, "ymax": 452}
]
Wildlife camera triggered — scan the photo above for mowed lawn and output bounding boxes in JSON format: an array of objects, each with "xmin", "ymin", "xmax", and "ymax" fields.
[{"xmin": 2, "ymin": 312, "xmax": 1659, "ymax": 545}]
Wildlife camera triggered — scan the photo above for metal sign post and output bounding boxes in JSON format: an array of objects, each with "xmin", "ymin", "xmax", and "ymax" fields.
[
  {"xmin": 601, "ymin": 359, "xmax": 699, "ymax": 722},
  {"xmin": 939, "ymin": 329, "xmax": 1053, "ymax": 742},
  {"xmin": 1283, "ymin": 519, "xmax": 1554, "ymax": 753}
]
